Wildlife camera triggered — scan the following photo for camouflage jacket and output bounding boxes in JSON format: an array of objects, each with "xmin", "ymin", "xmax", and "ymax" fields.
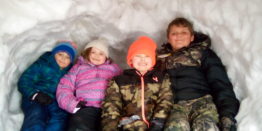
[
  {"xmin": 157, "ymin": 32, "xmax": 240, "ymax": 119},
  {"xmin": 101, "ymin": 69, "xmax": 173, "ymax": 131}
]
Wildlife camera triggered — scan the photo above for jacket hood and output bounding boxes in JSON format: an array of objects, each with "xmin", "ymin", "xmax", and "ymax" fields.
[
  {"xmin": 38, "ymin": 52, "xmax": 72, "ymax": 71},
  {"xmin": 158, "ymin": 32, "xmax": 211, "ymax": 55},
  {"xmin": 190, "ymin": 32, "xmax": 211, "ymax": 47}
]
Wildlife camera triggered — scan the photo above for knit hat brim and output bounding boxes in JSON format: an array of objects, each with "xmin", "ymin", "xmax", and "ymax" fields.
[{"xmin": 84, "ymin": 38, "xmax": 109, "ymax": 58}]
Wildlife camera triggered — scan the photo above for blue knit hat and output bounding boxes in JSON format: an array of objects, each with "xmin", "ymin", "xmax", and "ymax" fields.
[{"xmin": 52, "ymin": 41, "xmax": 77, "ymax": 63}]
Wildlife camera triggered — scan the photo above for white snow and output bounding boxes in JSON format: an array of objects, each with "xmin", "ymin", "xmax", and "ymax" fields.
[{"xmin": 0, "ymin": 0, "xmax": 262, "ymax": 130}]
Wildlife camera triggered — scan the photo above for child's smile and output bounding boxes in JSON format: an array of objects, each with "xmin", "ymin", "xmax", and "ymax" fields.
[
  {"xmin": 89, "ymin": 47, "xmax": 107, "ymax": 65},
  {"xmin": 168, "ymin": 25, "xmax": 194, "ymax": 51},
  {"xmin": 132, "ymin": 54, "xmax": 152, "ymax": 75},
  {"xmin": 55, "ymin": 51, "xmax": 71, "ymax": 69}
]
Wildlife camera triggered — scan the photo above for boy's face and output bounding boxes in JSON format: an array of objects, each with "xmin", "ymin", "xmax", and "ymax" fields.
[
  {"xmin": 168, "ymin": 25, "xmax": 194, "ymax": 51},
  {"xmin": 55, "ymin": 51, "xmax": 71, "ymax": 69},
  {"xmin": 89, "ymin": 47, "xmax": 107, "ymax": 65},
  {"xmin": 132, "ymin": 54, "xmax": 152, "ymax": 75}
]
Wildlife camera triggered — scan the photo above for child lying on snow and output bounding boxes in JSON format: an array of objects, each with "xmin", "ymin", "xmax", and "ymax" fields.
[
  {"xmin": 158, "ymin": 17, "xmax": 240, "ymax": 131},
  {"xmin": 18, "ymin": 41, "xmax": 77, "ymax": 131},
  {"xmin": 56, "ymin": 38, "xmax": 122, "ymax": 131},
  {"xmin": 101, "ymin": 36, "xmax": 173, "ymax": 131}
]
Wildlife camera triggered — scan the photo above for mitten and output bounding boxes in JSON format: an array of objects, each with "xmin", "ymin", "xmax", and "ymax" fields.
[
  {"xmin": 122, "ymin": 120, "xmax": 147, "ymax": 130},
  {"xmin": 149, "ymin": 118, "xmax": 165, "ymax": 131},
  {"xmin": 76, "ymin": 101, "xmax": 87, "ymax": 108},
  {"xmin": 33, "ymin": 92, "xmax": 53, "ymax": 105},
  {"xmin": 220, "ymin": 117, "xmax": 237, "ymax": 131}
]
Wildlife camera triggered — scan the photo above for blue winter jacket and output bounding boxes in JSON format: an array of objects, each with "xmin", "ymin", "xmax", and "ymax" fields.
[{"xmin": 18, "ymin": 52, "xmax": 72, "ymax": 100}]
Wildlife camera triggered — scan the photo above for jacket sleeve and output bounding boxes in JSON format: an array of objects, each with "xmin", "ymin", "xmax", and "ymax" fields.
[
  {"xmin": 101, "ymin": 79, "xmax": 123, "ymax": 131},
  {"xmin": 112, "ymin": 63, "xmax": 122, "ymax": 76},
  {"xmin": 151, "ymin": 74, "xmax": 174, "ymax": 125},
  {"xmin": 18, "ymin": 60, "xmax": 42, "ymax": 99},
  {"xmin": 56, "ymin": 64, "xmax": 80, "ymax": 113},
  {"xmin": 201, "ymin": 49, "xmax": 240, "ymax": 119}
]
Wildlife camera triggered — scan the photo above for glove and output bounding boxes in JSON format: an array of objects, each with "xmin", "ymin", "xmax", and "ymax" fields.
[
  {"xmin": 33, "ymin": 92, "xmax": 53, "ymax": 105},
  {"xmin": 219, "ymin": 117, "xmax": 237, "ymax": 131},
  {"xmin": 149, "ymin": 124, "xmax": 163, "ymax": 131},
  {"xmin": 122, "ymin": 120, "xmax": 147, "ymax": 130},
  {"xmin": 149, "ymin": 118, "xmax": 165, "ymax": 131},
  {"xmin": 76, "ymin": 101, "xmax": 87, "ymax": 108}
]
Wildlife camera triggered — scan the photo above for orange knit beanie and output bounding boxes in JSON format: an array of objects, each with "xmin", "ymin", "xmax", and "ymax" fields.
[{"xmin": 127, "ymin": 36, "xmax": 157, "ymax": 68}]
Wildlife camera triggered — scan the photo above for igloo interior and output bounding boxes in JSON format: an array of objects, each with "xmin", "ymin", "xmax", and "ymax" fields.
[{"xmin": 0, "ymin": 0, "xmax": 262, "ymax": 130}]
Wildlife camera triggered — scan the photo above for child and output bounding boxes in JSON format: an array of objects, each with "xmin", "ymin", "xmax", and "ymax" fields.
[
  {"xmin": 56, "ymin": 38, "xmax": 122, "ymax": 131},
  {"xmin": 158, "ymin": 17, "xmax": 240, "ymax": 131},
  {"xmin": 18, "ymin": 41, "xmax": 77, "ymax": 131},
  {"xmin": 101, "ymin": 36, "xmax": 173, "ymax": 131}
]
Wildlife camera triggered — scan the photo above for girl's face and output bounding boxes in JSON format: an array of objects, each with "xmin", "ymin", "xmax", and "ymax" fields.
[
  {"xmin": 132, "ymin": 54, "xmax": 152, "ymax": 75},
  {"xmin": 89, "ymin": 47, "xmax": 107, "ymax": 65},
  {"xmin": 168, "ymin": 25, "xmax": 194, "ymax": 51},
  {"xmin": 55, "ymin": 51, "xmax": 71, "ymax": 69}
]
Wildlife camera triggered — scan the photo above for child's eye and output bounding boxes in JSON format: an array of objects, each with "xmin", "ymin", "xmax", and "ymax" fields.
[
  {"xmin": 171, "ymin": 32, "xmax": 177, "ymax": 35},
  {"xmin": 58, "ymin": 53, "xmax": 63, "ymax": 56},
  {"xmin": 65, "ymin": 55, "xmax": 70, "ymax": 59},
  {"xmin": 99, "ymin": 52, "xmax": 105, "ymax": 56},
  {"xmin": 171, "ymin": 32, "xmax": 189, "ymax": 36},
  {"xmin": 181, "ymin": 32, "xmax": 189, "ymax": 35}
]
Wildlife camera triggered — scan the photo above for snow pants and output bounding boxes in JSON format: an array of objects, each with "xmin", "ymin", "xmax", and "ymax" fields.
[
  {"xmin": 164, "ymin": 95, "xmax": 219, "ymax": 131},
  {"xmin": 67, "ymin": 106, "xmax": 102, "ymax": 131},
  {"xmin": 20, "ymin": 98, "xmax": 68, "ymax": 131}
]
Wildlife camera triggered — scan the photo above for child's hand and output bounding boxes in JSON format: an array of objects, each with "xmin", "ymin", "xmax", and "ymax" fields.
[
  {"xmin": 219, "ymin": 117, "xmax": 237, "ymax": 131},
  {"xmin": 76, "ymin": 101, "xmax": 87, "ymax": 108},
  {"xmin": 122, "ymin": 120, "xmax": 147, "ymax": 130},
  {"xmin": 33, "ymin": 92, "xmax": 53, "ymax": 105},
  {"xmin": 149, "ymin": 118, "xmax": 165, "ymax": 131},
  {"xmin": 73, "ymin": 101, "xmax": 87, "ymax": 113}
]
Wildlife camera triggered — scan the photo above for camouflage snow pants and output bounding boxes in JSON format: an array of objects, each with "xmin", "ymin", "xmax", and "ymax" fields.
[{"xmin": 164, "ymin": 95, "xmax": 219, "ymax": 131}]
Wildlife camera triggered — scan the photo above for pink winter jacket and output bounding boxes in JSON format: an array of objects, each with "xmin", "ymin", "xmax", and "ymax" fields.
[{"xmin": 56, "ymin": 56, "xmax": 122, "ymax": 113}]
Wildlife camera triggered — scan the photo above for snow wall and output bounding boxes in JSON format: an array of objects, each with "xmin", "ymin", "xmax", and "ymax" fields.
[{"xmin": 0, "ymin": 0, "xmax": 262, "ymax": 130}]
